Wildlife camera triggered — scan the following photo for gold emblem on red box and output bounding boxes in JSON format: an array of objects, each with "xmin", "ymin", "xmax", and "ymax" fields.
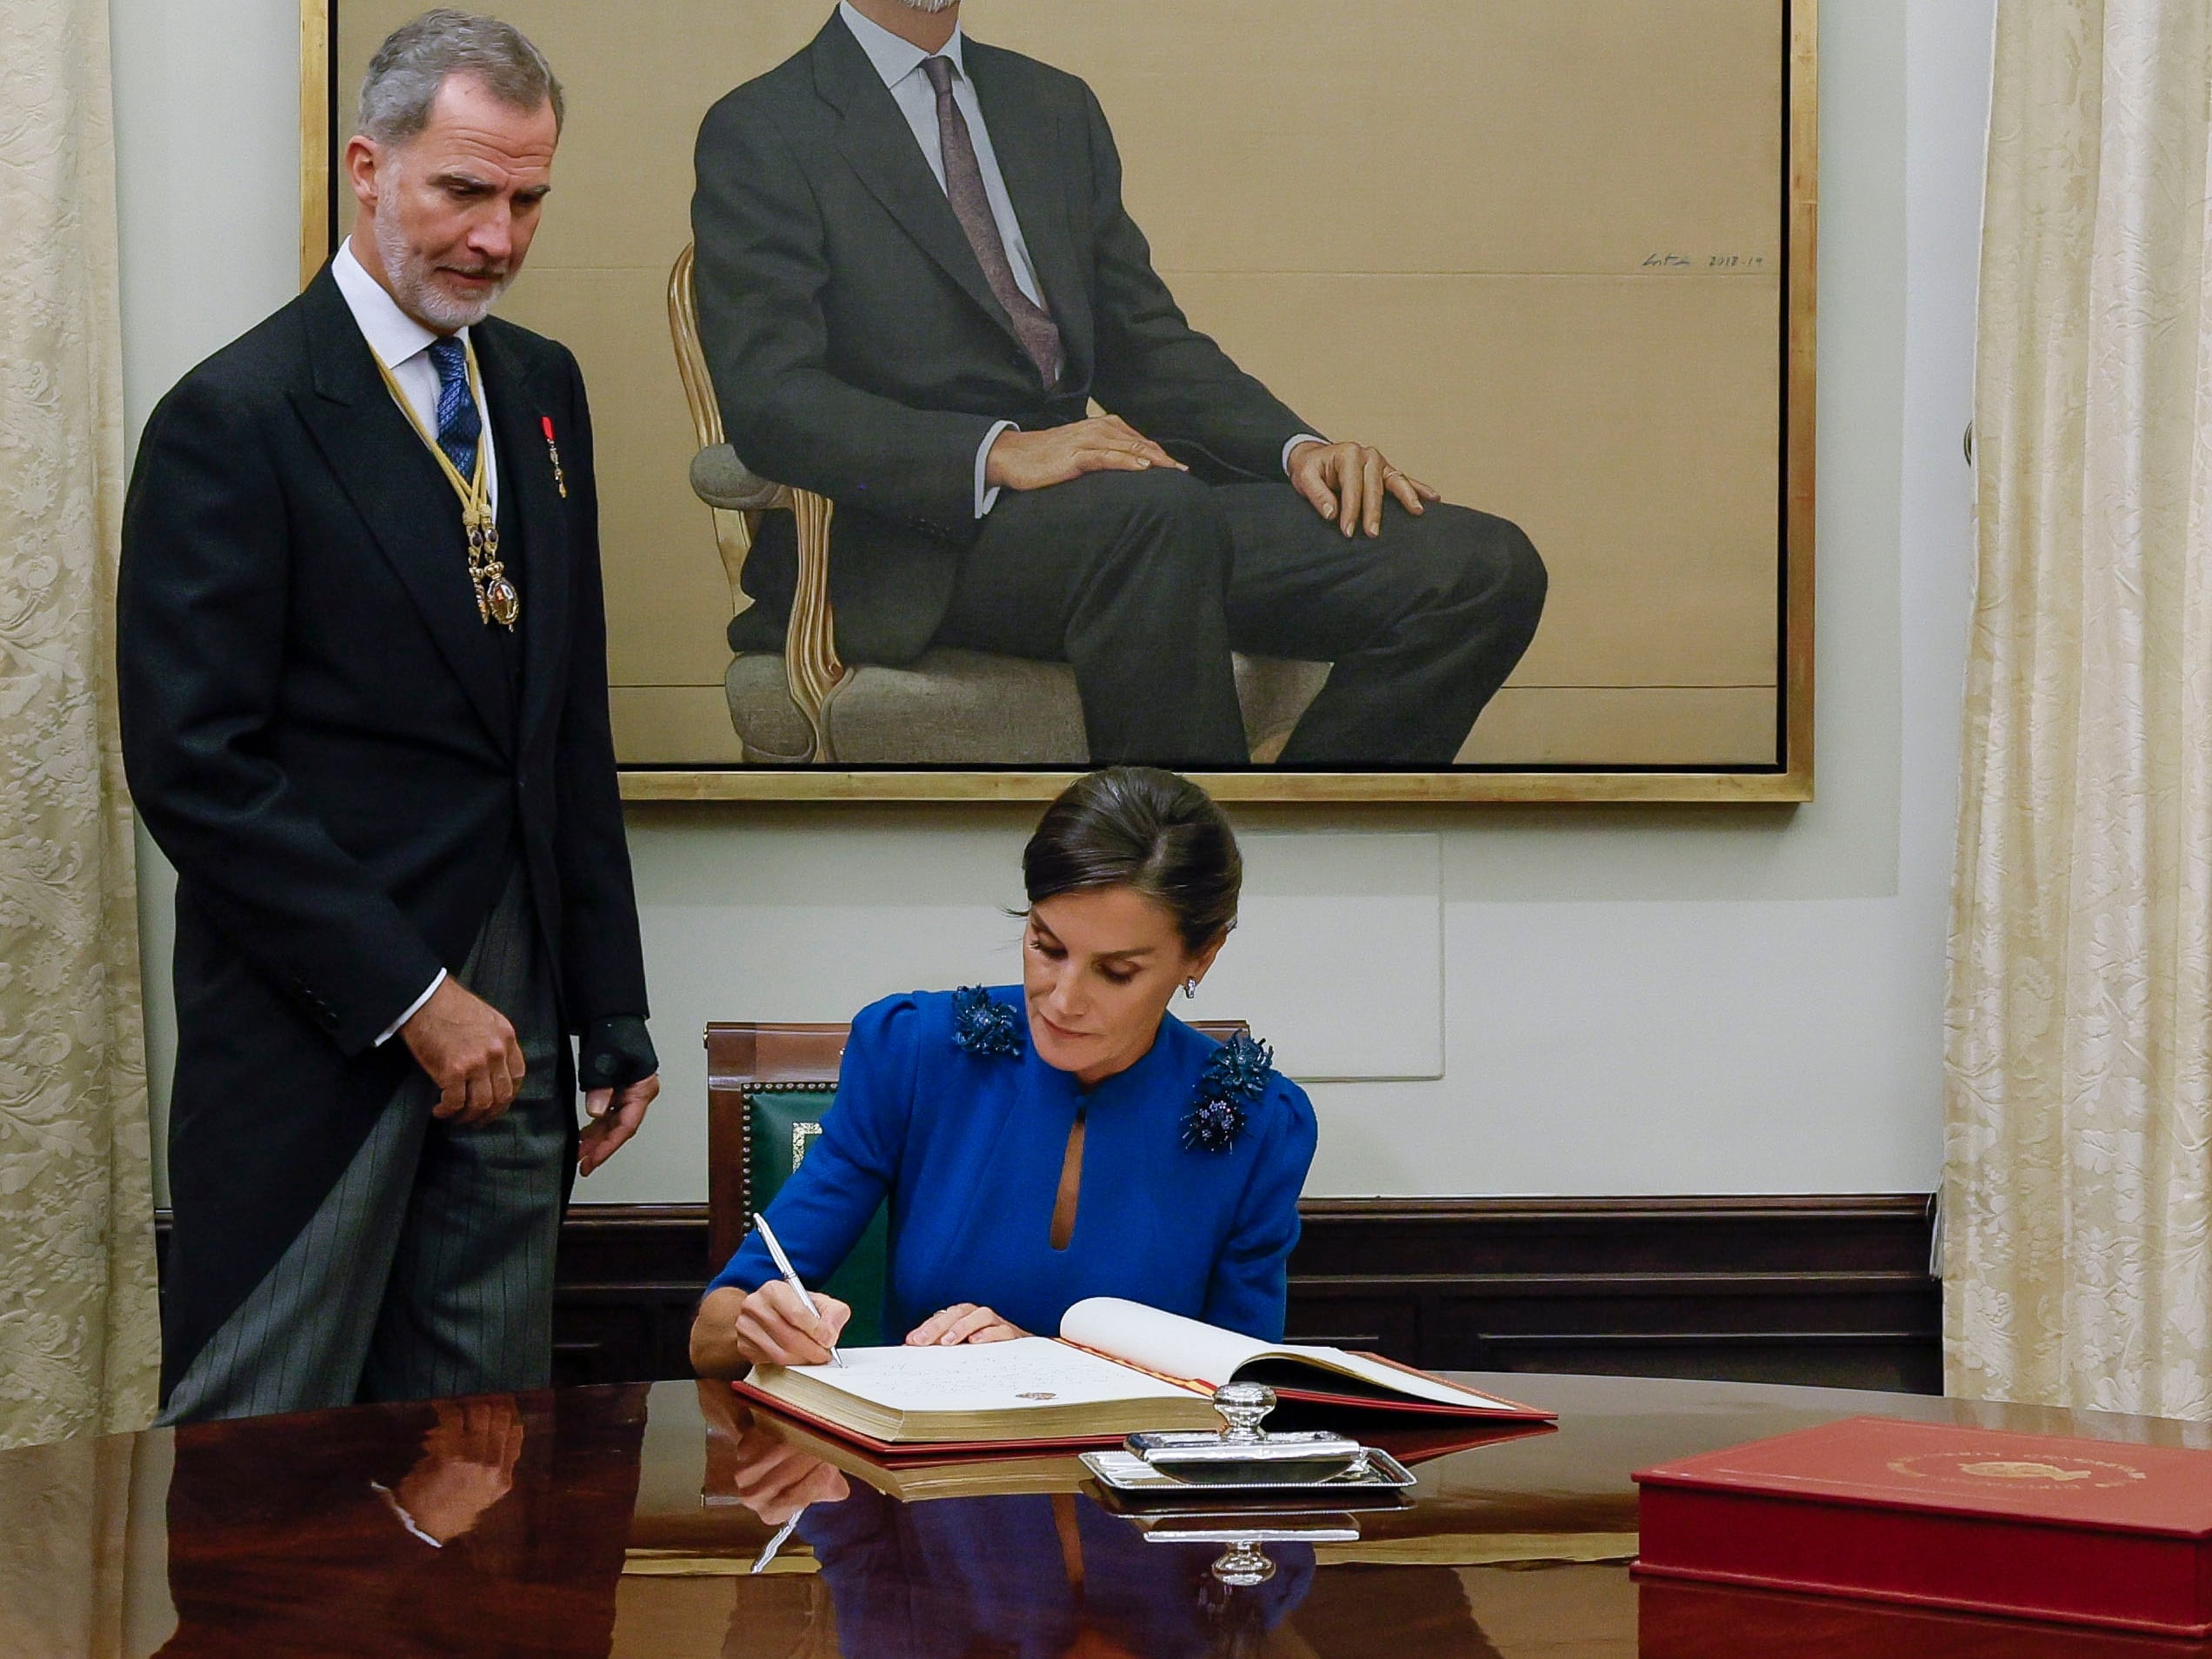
[{"xmin": 1888, "ymin": 1450, "xmax": 2149, "ymax": 1489}]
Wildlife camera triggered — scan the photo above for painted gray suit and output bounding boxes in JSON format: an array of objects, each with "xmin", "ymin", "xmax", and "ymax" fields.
[{"xmin": 693, "ymin": 10, "xmax": 1547, "ymax": 764}]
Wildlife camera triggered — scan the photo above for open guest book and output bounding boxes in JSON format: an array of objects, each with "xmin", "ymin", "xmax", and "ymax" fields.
[
  {"xmin": 741, "ymin": 1411, "xmax": 1097, "ymax": 1502},
  {"xmin": 740, "ymin": 1394, "xmax": 1547, "ymax": 1501},
  {"xmin": 733, "ymin": 1296, "xmax": 1552, "ymax": 1458}
]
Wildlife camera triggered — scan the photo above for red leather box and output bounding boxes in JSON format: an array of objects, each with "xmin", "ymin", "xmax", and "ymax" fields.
[
  {"xmin": 1633, "ymin": 1416, "xmax": 2212, "ymax": 1636},
  {"xmin": 1638, "ymin": 1577, "xmax": 2212, "ymax": 1658}
]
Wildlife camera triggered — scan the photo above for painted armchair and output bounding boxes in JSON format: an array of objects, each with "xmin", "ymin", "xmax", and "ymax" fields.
[{"xmin": 669, "ymin": 243, "xmax": 1327, "ymax": 765}]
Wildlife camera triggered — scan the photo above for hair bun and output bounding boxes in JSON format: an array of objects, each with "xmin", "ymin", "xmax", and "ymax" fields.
[{"xmin": 1022, "ymin": 767, "xmax": 1241, "ymax": 951}]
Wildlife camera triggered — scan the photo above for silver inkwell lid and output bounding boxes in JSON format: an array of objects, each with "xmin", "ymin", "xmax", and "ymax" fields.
[{"xmin": 1125, "ymin": 1381, "xmax": 1369, "ymax": 1483}]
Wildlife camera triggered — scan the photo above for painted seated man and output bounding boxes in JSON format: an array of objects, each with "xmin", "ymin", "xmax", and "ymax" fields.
[{"xmin": 690, "ymin": 0, "xmax": 1546, "ymax": 767}]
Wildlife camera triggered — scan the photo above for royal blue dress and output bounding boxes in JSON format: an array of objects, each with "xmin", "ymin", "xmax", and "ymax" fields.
[
  {"xmin": 797, "ymin": 1486, "xmax": 1315, "ymax": 1656},
  {"xmin": 708, "ymin": 986, "xmax": 1318, "ymax": 1342}
]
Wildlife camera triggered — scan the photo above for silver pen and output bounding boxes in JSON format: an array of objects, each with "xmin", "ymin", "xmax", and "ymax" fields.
[
  {"xmin": 754, "ymin": 1210, "xmax": 844, "ymax": 1369},
  {"xmin": 750, "ymin": 1508, "xmax": 806, "ymax": 1575}
]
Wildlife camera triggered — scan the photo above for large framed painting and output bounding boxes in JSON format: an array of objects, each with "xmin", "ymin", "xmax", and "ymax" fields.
[{"xmin": 303, "ymin": 0, "xmax": 1815, "ymax": 803}]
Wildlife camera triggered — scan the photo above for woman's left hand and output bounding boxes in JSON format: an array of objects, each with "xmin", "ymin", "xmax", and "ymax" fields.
[{"xmin": 905, "ymin": 1303, "xmax": 1026, "ymax": 1345}]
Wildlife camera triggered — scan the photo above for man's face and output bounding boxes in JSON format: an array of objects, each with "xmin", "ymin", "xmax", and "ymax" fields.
[{"xmin": 350, "ymin": 73, "xmax": 557, "ymax": 331}]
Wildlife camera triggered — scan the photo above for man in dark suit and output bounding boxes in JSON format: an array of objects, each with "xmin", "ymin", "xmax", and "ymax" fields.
[
  {"xmin": 692, "ymin": 0, "xmax": 1547, "ymax": 767},
  {"xmin": 119, "ymin": 12, "xmax": 657, "ymax": 1422}
]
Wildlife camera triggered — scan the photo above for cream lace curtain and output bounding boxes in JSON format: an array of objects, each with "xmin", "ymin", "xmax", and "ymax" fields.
[
  {"xmin": 1948, "ymin": 0, "xmax": 2212, "ymax": 1416},
  {"xmin": 0, "ymin": 1433, "xmax": 172, "ymax": 1655},
  {"xmin": 0, "ymin": 0, "xmax": 161, "ymax": 1442}
]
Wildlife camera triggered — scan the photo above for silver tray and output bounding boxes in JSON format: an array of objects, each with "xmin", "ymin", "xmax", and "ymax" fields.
[
  {"xmin": 1131, "ymin": 1510, "xmax": 1365, "ymax": 1545},
  {"xmin": 1126, "ymin": 1428, "xmax": 1366, "ymax": 1476},
  {"xmin": 1080, "ymin": 1446, "xmax": 1417, "ymax": 1504}
]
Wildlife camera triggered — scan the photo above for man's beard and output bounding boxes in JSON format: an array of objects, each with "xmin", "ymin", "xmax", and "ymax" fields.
[
  {"xmin": 372, "ymin": 204, "xmax": 511, "ymax": 332},
  {"xmin": 897, "ymin": 0, "xmax": 960, "ymax": 12}
]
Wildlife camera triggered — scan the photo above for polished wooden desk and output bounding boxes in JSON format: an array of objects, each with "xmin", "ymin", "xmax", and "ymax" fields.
[{"xmin": 3, "ymin": 1370, "xmax": 2208, "ymax": 1657}]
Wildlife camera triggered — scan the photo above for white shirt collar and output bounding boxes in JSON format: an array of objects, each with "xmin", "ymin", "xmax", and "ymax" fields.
[
  {"xmin": 838, "ymin": 1, "xmax": 967, "ymax": 90},
  {"xmin": 331, "ymin": 236, "xmax": 467, "ymax": 369}
]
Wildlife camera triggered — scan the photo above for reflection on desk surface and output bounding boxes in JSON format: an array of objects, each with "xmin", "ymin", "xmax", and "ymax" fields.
[{"xmin": 3, "ymin": 1370, "xmax": 2209, "ymax": 1657}]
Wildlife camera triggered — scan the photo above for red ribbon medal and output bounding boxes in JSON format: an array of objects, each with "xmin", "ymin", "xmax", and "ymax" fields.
[{"xmin": 542, "ymin": 416, "xmax": 566, "ymax": 498}]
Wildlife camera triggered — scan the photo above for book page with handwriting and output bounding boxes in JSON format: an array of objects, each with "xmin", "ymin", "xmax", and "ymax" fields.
[
  {"xmin": 776, "ymin": 1337, "xmax": 1198, "ymax": 1414},
  {"xmin": 1059, "ymin": 1297, "xmax": 1517, "ymax": 1409},
  {"xmin": 1059, "ymin": 1297, "xmax": 1263, "ymax": 1386}
]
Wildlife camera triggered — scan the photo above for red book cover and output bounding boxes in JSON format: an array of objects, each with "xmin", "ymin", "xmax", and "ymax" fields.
[
  {"xmin": 1639, "ymin": 1577, "xmax": 2212, "ymax": 1659},
  {"xmin": 1634, "ymin": 1416, "xmax": 2212, "ymax": 1636},
  {"xmin": 729, "ymin": 1377, "xmax": 1125, "ymax": 1462}
]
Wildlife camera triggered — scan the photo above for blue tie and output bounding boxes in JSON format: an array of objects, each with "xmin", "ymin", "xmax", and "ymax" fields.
[{"xmin": 426, "ymin": 336, "xmax": 480, "ymax": 479}]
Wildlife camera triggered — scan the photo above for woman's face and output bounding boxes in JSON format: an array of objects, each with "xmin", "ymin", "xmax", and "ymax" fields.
[{"xmin": 1022, "ymin": 886, "xmax": 1223, "ymax": 1086}]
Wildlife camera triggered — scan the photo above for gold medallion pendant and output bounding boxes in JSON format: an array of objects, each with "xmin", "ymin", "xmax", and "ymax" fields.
[
  {"xmin": 464, "ymin": 514, "xmax": 519, "ymax": 630},
  {"xmin": 373, "ymin": 338, "xmax": 518, "ymax": 630}
]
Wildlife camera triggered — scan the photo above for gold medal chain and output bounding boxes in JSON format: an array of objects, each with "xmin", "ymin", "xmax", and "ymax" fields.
[{"xmin": 371, "ymin": 337, "xmax": 520, "ymax": 630}]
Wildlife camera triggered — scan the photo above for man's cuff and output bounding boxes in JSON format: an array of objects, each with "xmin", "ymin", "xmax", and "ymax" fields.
[
  {"xmin": 370, "ymin": 1482, "xmax": 443, "ymax": 1549},
  {"xmin": 374, "ymin": 969, "xmax": 445, "ymax": 1048},
  {"xmin": 1282, "ymin": 434, "xmax": 1328, "ymax": 476},
  {"xmin": 581, "ymin": 1015, "xmax": 658, "ymax": 1093},
  {"xmin": 976, "ymin": 420, "xmax": 1018, "ymax": 516}
]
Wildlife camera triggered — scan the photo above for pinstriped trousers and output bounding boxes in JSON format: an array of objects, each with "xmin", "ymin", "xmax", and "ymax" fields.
[{"xmin": 159, "ymin": 865, "xmax": 566, "ymax": 1424}]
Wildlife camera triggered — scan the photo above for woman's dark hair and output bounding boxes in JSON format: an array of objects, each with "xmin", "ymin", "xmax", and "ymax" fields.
[{"xmin": 1023, "ymin": 767, "xmax": 1242, "ymax": 952}]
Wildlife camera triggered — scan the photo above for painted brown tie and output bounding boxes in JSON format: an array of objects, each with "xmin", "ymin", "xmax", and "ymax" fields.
[{"xmin": 921, "ymin": 54, "xmax": 1063, "ymax": 389}]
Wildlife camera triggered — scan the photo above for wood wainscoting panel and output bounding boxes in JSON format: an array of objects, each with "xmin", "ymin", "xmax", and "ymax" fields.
[
  {"xmin": 1286, "ymin": 1196, "xmax": 1942, "ymax": 1395},
  {"xmin": 544, "ymin": 1205, "xmax": 715, "ymax": 1387},
  {"xmin": 155, "ymin": 1194, "xmax": 1940, "ymax": 1394}
]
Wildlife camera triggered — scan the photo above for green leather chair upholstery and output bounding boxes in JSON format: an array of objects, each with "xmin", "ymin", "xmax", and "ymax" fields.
[
  {"xmin": 738, "ymin": 1083, "xmax": 890, "ymax": 1348},
  {"xmin": 705, "ymin": 1023, "xmax": 889, "ymax": 1348}
]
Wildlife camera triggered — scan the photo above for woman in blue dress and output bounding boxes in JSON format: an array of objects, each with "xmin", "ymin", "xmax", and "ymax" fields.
[{"xmin": 690, "ymin": 767, "xmax": 1318, "ymax": 1373}]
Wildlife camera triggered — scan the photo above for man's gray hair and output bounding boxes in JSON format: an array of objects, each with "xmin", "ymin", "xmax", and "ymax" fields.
[{"xmin": 356, "ymin": 9, "xmax": 564, "ymax": 145}]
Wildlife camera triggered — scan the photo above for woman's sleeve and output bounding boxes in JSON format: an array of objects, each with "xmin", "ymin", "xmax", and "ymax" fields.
[
  {"xmin": 1201, "ymin": 1077, "xmax": 1320, "ymax": 1340},
  {"xmin": 705, "ymin": 995, "xmax": 924, "ymax": 1295}
]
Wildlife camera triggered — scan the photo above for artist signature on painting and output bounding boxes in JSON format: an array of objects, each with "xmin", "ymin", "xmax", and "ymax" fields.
[{"xmin": 1642, "ymin": 252, "xmax": 1768, "ymax": 269}]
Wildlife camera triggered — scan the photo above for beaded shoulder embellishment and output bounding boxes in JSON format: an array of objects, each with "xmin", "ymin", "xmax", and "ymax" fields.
[
  {"xmin": 1182, "ymin": 1031, "xmax": 1274, "ymax": 1154},
  {"xmin": 951, "ymin": 985, "xmax": 1023, "ymax": 1057}
]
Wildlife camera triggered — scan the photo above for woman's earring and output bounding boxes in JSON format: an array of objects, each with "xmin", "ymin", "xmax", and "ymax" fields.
[{"xmin": 1184, "ymin": 977, "xmax": 1199, "ymax": 1000}]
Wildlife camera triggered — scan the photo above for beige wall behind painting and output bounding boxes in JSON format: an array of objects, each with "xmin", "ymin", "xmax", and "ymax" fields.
[{"xmin": 338, "ymin": 0, "xmax": 1785, "ymax": 766}]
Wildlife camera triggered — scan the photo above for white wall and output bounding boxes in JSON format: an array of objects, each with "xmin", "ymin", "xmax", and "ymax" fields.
[{"xmin": 112, "ymin": 0, "xmax": 1991, "ymax": 1205}]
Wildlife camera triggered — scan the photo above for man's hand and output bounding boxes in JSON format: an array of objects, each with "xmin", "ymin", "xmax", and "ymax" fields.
[
  {"xmin": 400, "ymin": 976, "xmax": 524, "ymax": 1125},
  {"xmin": 579, "ymin": 1073, "xmax": 657, "ymax": 1176},
  {"xmin": 985, "ymin": 416, "xmax": 1188, "ymax": 492},
  {"xmin": 391, "ymin": 1398, "xmax": 523, "ymax": 1546},
  {"xmin": 904, "ymin": 1303, "xmax": 1025, "ymax": 1346},
  {"xmin": 1288, "ymin": 438, "xmax": 1440, "ymax": 537}
]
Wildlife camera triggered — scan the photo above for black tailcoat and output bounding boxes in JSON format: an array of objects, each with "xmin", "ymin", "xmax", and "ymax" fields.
[{"xmin": 118, "ymin": 267, "xmax": 648, "ymax": 1389}]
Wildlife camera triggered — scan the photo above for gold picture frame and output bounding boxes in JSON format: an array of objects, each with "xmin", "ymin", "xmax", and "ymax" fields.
[{"xmin": 303, "ymin": 0, "xmax": 1816, "ymax": 806}]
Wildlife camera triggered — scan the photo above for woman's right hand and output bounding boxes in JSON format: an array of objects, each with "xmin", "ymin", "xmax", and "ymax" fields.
[
  {"xmin": 700, "ymin": 1392, "xmax": 852, "ymax": 1523},
  {"xmin": 690, "ymin": 1280, "xmax": 853, "ymax": 1376},
  {"xmin": 726, "ymin": 1428, "xmax": 850, "ymax": 1526}
]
